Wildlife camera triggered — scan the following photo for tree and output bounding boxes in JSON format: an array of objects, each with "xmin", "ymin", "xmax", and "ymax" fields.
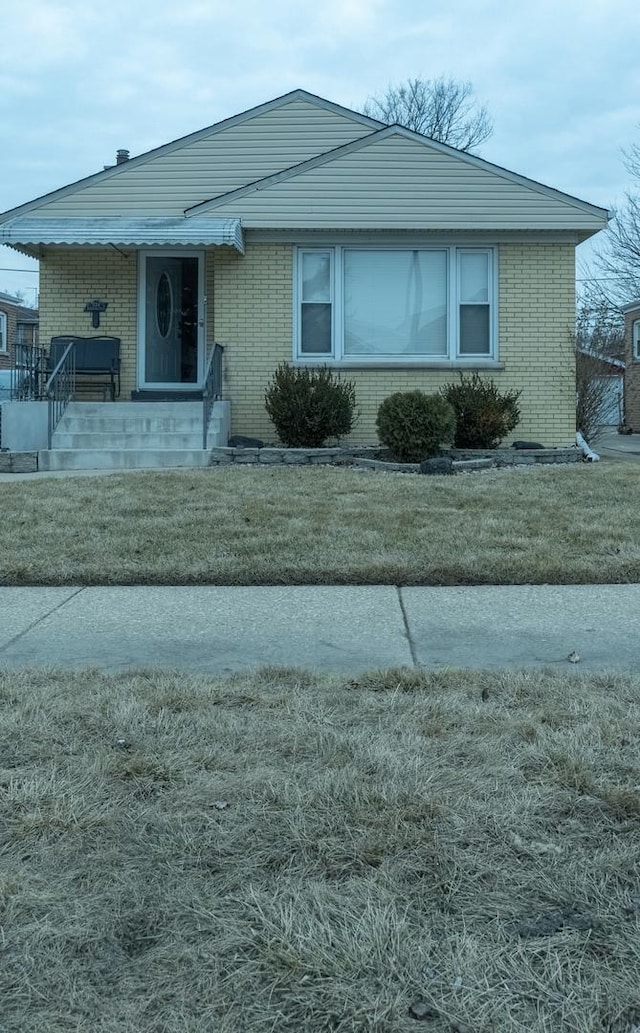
[
  {"xmin": 362, "ymin": 76, "xmax": 493, "ymax": 152},
  {"xmin": 593, "ymin": 138, "xmax": 640, "ymax": 303},
  {"xmin": 575, "ymin": 294, "xmax": 624, "ymax": 362}
]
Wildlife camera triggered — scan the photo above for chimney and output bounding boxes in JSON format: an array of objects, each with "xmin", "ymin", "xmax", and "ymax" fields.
[{"xmin": 116, "ymin": 149, "xmax": 130, "ymax": 165}]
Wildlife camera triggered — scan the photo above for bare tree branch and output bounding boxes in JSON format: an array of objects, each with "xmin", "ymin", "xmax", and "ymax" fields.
[
  {"xmin": 593, "ymin": 135, "xmax": 640, "ymax": 303},
  {"xmin": 362, "ymin": 76, "xmax": 493, "ymax": 152}
]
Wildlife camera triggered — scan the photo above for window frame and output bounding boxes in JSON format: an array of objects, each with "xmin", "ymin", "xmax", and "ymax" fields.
[
  {"xmin": 633, "ymin": 319, "xmax": 640, "ymax": 361},
  {"xmin": 0, "ymin": 311, "xmax": 7, "ymax": 353},
  {"xmin": 297, "ymin": 249, "xmax": 335, "ymax": 356},
  {"xmin": 293, "ymin": 245, "xmax": 497, "ymax": 364}
]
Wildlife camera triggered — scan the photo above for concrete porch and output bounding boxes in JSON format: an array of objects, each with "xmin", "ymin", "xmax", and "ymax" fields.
[{"xmin": 1, "ymin": 399, "xmax": 230, "ymax": 471}]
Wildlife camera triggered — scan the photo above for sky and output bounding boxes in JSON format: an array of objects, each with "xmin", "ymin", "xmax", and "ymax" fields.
[{"xmin": 1, "ymin": 0, "xmax": 639, "ymax": 307}]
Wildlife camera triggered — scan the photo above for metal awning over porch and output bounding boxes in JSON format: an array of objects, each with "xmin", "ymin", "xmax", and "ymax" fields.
[{"xmin": 0, "ymin": 216, "xmax": 244, "ymax": 253}]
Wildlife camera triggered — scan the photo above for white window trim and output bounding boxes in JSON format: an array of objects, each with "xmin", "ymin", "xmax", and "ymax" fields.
[
  {"xmin": 0, "ymin": 311, "xmax": 7, "ymax": 353},
  {"xmin": 633, "ymin": 319, "xmax": 640, "ymax": 360},
  {"xmin": 293, "ymin": 245, "xmax": 498, "ymax": 365}
]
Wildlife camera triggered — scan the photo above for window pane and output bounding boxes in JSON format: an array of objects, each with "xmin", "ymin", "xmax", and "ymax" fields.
[
  {"xmin": 344, "ymin": 250, "xmax": 447, "ymax": 355},
  {"xmin": 459, "ymin": 252, "xmax": 489, "ymax": 304},
  {"xmin": 301, "ymin": 303, "xmax": 332, "ymax": 353},
  {"xmin": 459, "ymin": 305, "xmax": 490, "ymax": 354},
  {"xmin": 302, "ymin": 252, "xmax": 331, "ymax": 303}
]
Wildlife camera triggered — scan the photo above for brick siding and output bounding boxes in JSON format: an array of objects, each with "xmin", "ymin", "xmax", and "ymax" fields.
[
  {"xmin": 38, "ymin": 240, "xmax": 576, "ymax": 446},
  {"xmin": 624, "ymin": 306, "xmax": 640, "ymax": 429},
  {"xmin": 213, "ymin": 241, "xmax": 576, "ymax": 446}
]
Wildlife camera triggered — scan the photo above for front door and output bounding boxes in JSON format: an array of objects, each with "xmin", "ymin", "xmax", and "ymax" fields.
[{"xmin": 139, "ymin": 253, "xmax": 203, "ymax": 389}]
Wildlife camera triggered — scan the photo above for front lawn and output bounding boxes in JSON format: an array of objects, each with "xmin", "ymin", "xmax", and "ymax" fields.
[
  {"xmin": 1, "ymin": 461, "xmax": 639, "ymax": 586},
  {"xmin": 1, "ymin": 666, "xmax": 639, "ymax": 1032}
]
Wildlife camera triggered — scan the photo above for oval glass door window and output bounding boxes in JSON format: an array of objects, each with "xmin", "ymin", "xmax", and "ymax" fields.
[{"xmin": 156, "ymin": 272, "xmax": 173, "ymax": 337}]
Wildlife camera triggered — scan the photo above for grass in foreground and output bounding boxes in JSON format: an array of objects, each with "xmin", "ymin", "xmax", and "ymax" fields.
[
  {"xmin": 1, "ymin": 461, "xmax": 640, "ymax": 586},
  {"xmin": 1, "ymin": 665, "xmax": 639, "ymax": 1032}
]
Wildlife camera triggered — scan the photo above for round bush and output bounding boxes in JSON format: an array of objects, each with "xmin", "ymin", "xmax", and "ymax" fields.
[
  {"xmin": 265, "ymin": 363, "xmax": 358, "ymax": 447},
  {"xmin": 376, "ymin": 391, "xmax": 456, "ymax": 463}
]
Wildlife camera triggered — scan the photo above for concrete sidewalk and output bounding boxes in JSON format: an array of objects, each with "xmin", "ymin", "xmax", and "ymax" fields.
[{"xmin": 1, "ymin": 584, "xmax": 639, "ymax": 675}]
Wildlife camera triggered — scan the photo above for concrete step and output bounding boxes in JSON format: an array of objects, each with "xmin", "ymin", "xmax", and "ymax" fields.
[
  {"xmin": 39, "ymin": 449, "xmax": 211, "ymax": 471},
  {"xmin": 43, "ymin": 401, "xmax": 229, "ymax": 467},
  {"xmin": 59, "ymin": 402, "xmax": 203, "ymax": 434},
  {"xmin": 65, "ymin": 401, "xmax": 203, "ymax": 417},
  {"xmin": 52, "ymin": 431, "xmax": 205, "ymax": 449},
  {"xmin": 58, "ymin": 416, "xmax": 204, "ymax": 434}
]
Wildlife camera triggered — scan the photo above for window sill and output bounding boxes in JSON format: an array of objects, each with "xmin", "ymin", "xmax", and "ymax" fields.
[{"xmin": 292, "ymin": 359, "xmax": 505, "ymax": 371}]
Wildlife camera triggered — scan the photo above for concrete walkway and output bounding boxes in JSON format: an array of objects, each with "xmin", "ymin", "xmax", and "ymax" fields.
[
  {"xmin": 593, "ymin": 427, "xmax": 640, "ymax": 461},
  {"xmin": 1, "ymin": 584, "xmax": 639, "ymax": 675}
]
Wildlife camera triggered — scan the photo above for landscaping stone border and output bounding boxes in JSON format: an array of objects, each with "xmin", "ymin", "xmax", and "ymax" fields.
[
  {"xmin": 209, "ymin": 445, "xmax": 580, "ymax": 471},
  {"xmin": 0, "ymin": 451, "xmax": 39, "ymax": 473}
]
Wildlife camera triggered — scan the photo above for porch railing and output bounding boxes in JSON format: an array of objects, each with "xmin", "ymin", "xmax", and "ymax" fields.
[
  {"xmin": 45, "ymin": 341, "xmax": 76, "ymax": 448},
  {"xmin": 10, "ymin": 342, "xmax": 49, "ymax": 400},
  {"xmin": 202, "ymin": 342, "xmax": 224, "ymax": 449}
]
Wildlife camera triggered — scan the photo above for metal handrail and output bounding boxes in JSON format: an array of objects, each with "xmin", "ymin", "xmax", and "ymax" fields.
[
  {"xmin": 202, "ymin": 342, "xmax": 224, "ymax": 449},
  {"xmin": 45, "ymin": 341, "xmax": 76, "ymax": 448},
  {"xmin": 10, "ymin": 342, "xmax": 49, "ymax": 400}
]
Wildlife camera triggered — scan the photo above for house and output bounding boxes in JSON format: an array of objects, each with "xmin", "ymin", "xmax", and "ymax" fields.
[
  {"xmin": 0, "ymin": 89, "xmax": 609, "ymax": 462},
  {"xmin": 0, "ymin": 291, "xmax": 39, "ymax": 371},
  {"xmin": 621, "ymin": 300, "xmax": 640, "ymax": 429}
]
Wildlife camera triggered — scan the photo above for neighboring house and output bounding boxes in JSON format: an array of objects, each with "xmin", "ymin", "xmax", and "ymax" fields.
[
  {"xmin": 0, "ymin": 89, "xmax": 609, "ymax": 446},
  {"xmin": 577, "ymin": 349, "xmax": 625, "ymax": 426},
  {"xmin": 0, "ymin": 291, "xmax": 39, "ymax": 370},
  {"xmin": 622, "ymin": 300, "xmax": 640, "ymax": 430}
]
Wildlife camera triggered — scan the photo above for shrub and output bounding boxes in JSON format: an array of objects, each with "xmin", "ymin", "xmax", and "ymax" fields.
[
  {"xmin": 376, "ymin": 391, "xmax": 456, "ymax": 462},
  {"xmin": 441, "ymin": 373, "xmax": 521, "ymax": 449},
  {"xmin": 265, "ymin": 364, "xmax": 357, "ymax": 447}
]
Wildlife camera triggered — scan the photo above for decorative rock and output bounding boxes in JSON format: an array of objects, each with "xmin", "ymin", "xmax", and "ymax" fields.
[
  {"xmin": 419, "ymin": 457, "xmax": 455, "ymax": 476},
  {"xmin": 10, "ymin": 452, "xmax": 38, "ymax": 473},
  {"xmin": 233, "ymin": 449, "xmax": 261, "ymax": 463},
  {"xmin": 208, "ymin": 449, "xmax": 233, "ymax": 465},
  {"xmin": 258, "ymin": 449, "xmax": 285, "ymax": 464},
  {"xmin": 228, "ymin": 435, "xmax": 264, "ymax": 448},
  {"xmin": 513, "ymin": 440, "xmax": 545, "ymax": 450},
  {"xmin": 282, "ymin": 451, "xmax": 309, "ymax": 464}
]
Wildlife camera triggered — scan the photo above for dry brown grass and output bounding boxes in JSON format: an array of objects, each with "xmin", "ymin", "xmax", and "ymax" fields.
[
  {"xmin": 1, "ymin": 461, "xmax": 640, "ymax": 586},
  {"xmin": 1, "ymin": 665, "xmax": 639, "ymax": 1032}
]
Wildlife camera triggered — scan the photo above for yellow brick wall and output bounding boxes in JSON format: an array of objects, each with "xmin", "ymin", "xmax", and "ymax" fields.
[
  {"xmin": 38, "ymin": 241, "xmax": 577, "ymax": 447},
  {"xmin": 213, "ymin": 244, "xmax": 292, "ymax": 436},
  {"xmin": 213, "ymin": 241, "xmax": 576, "ymax": 446},
  {"xmin": 39, "ymin": 249, "xmax": 218, "ymax": 397},
  {"xmin": 39, "ymin": 249, "xmax": 138, "ymax": 396}
]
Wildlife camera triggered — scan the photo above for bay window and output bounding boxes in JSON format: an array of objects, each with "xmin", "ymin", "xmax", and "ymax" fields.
[{"xmin": 295, "ymin": 246, "xmax": 496, "ymax": 363}]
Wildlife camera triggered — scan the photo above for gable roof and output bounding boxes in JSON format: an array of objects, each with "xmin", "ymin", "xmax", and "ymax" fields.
[
  {"xmin": 0, "ymin": 90, "xmax": 609, "ymax": 242},
  {"xmin": 0, "ymin": 91, "xmax": 381, "ymax": 223},
  {"xmin": 185, "ymin": 124, "xmax": 609, "ymax": 235}
]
